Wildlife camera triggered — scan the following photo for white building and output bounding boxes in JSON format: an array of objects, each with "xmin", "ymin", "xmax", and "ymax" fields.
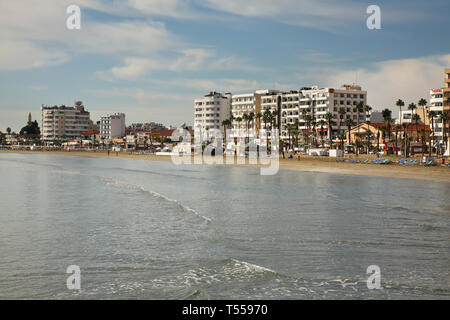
[
  {"xmin": 100, "ymin": 113, "xmax": 126, "ymax": 141},
  {"xmin": 41, "ymin": 101, "xmax": 92, "ymax": 141},
  {"xmin": 260, "ymin": 85, "xmax": 367, "ymax": 140},
  {"xmin": 231, "ymin": 89, "xmax": 279, "ymax": 135},
  {"xmin": 430, "ymin": 88, "xmax": 444, "ymax": 142},
  {"xmin": 194, "ymin": 92, "xmax": 231, "ymax": 135}
]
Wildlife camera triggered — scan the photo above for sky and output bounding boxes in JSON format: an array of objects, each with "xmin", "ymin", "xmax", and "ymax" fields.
[{"xmin": 0, "ymin": 0, "xmax": 449, "ymax": 132}]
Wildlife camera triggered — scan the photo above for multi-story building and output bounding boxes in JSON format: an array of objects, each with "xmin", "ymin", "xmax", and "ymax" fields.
[
  {"xmin": 100, "ymin": 113, "xmax": 126, "ymax": 141},
  {"xmin": 231, "ymin": 90, "xmax": 279, "ymax": 135},
  {"xmin": 429, "ymin": 88, "xmax": 444, "ymax": 142},
  {"xmin": 194, "ymin": 92, "xmax": 231, "ymax": 135},
  {"xmin": 259, "ymin": 85, "xmax": 367, "ymax": 140},
  {"xmin": 41, "ymin": 101, "xmax": 92, "ymax": 141}
]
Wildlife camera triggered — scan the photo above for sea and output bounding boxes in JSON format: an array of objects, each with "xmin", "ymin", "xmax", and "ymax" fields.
[{"xmin": 0, "ymin": 153, "xmax": 449, "ymax": 299}]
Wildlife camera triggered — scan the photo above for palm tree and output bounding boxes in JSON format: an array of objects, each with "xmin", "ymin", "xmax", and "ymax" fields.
[
  {"xmin": 364, "ymin": 105, "xmax": 372, "ymax": 154},
  {"xmin": 255, "ymin": 112, "xmax": 262, "ymax": 137},
  {"xmin": 402, "ymin": 123, "xmax": 409, "ymax": 158},
  {"xmin": 337, "ymin": 107, "xmax": 346, "ymax": 148},
  {"xmin": 318, "ymin": 120, "xmax": 326, "ymax": 147},
  {"xmin": 236, "ymin": 117, "xmax": 243, "ymax": 136},
  {"xmin": 355, "ymin": 102, "xmax": 364, "ymax": 154},
  {"xmin": 418, "ymin": 98, "xmax": 427, "ymax": 123},
  {"xmin": 428, "ymin": 110, "xmax": 437, "ymax": 156},
  {"xmin": 418, "ymin": 128, "xmax": 426, "ymax": 157},
  {"xmin": 222, "ymin": 119, "xmax": 231, "ymax": 141},
  {"xmin": 439, "ymin": 111, "xmax": 448, "ymax": 151},
  {"xmin": 396, "ymin": 99, "xmax": 405, "ymax": 125},
  {"xmin": 242, "ymin": 113, "xmax": 249, "ymax": 142},
  {"xmin": 408, "ymin": 102, "xmax": 417, "ymax": 116},
  {"xmin": 324, "ymin": 112, "xmax": 335, "ymax": 143},
  {"xmin": 344, "ymin": 118, "xmax": 356, "ymax": 146},
  {"xmin": 248, "ymin": 112, "xmax": 255, "ymax": 137},
  {"xmin": 412, "ymin": 113, "xmax": 421, "ymax": 143},
  {"xmin": 382, "ymin": 108, "xmax": 392, "ymax": 153},
  {"xmin": 271, "ymin": 109, "xmax": 278, "ymax": 127},
  {"xmin": 262, "ymin": 109, "xmax": 271, "ymax": 131},
  {"xmin": 6, "ymin": 127, "xmax": 11, "ymax": 135},
  {"xmin": 304, "ymin": 114, "xmax": 312, "ymax": 149}
]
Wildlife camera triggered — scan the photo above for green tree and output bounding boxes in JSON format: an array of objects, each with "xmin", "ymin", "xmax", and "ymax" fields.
[
  {"xmin": 428, "ymin": 110, "xmax": 437, "ymax": 156},
  {"xmin": 396, "ymin": 99, "xmax": 405, "ymax": 125}
]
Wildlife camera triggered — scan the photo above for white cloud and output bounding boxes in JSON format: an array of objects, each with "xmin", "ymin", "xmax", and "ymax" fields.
[{"xmin": 319, "ymin": 54, "xmax": 450, "ymax": 111}]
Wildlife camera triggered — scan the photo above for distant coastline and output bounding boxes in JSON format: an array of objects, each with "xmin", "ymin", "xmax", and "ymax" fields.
[{"xmin": 2, "ymin": 150, "xmax": 450, "ymax": 183}]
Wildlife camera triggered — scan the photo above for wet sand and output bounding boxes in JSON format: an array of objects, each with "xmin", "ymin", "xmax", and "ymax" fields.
[{"xmin": 2, "ymin": 150, "xmax": 450, "ymax": 183}]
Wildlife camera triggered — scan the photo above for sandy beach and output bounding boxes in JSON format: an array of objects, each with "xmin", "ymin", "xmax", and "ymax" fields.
[{"xmin": 2, "ymin": 150, "xmax": 450, "ymax": 183}]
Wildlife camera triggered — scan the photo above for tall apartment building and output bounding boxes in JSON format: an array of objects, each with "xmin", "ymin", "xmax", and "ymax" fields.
[
  {"xmin": 444, "ymin": 69, "xmax": 450, "ymax": 142},
  {"xmin": 260, "ymin": 85, "xmax": 367, "ymax": 140},
  {"xmin": 41, "ymin": 101, "xmax": 92, "ymax": 141},
  {"xmin": 100, "ymin": 113, "xmax": 126, "ymax": 141},
  {"xmin": 194, "ymin": 92, "xmax": 231, "ymax": 135},
  {"xmin": 231, "ymin": 89, "xmax": 279, "ymax": 135},
  {"xmin": 429, "ymin": 88, "xmax": 444, "ymax": 142}
]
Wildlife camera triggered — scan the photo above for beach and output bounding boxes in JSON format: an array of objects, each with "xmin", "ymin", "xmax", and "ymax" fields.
[{"xmin": 2, "ymin": 150, "xmax": 450, "ymax": 183}]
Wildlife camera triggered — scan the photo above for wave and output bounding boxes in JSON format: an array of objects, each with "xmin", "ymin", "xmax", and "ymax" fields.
[
  {"xmin": 47, "ymin": 168, "xmax": 212, "ymax": 223},
  {"xmin": 99, "ymin": 177, "xmax": 212, "ymax": 223}
]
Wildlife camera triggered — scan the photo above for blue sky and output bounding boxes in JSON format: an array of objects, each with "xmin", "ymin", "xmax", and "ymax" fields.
[{"xmin": 1, "ymin": 0, "xmax": 449, "ymax": 132}]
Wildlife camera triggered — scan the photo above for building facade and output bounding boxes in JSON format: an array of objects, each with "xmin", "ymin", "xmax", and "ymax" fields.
[
  {"xmin": 194, "ymin": 92, "xmax": 231, "ymax": 135},
  {"xmin": 231, "ymin": 90, "xmax": 279, "ymax": 136},
  {"xmin": 41, "ymin": 102, "xmax": 92, "ymax": 141},
  {"xmin": 259, "ymin": 85, "xmax": 367, "ymax": 140},
  {"xmin": 100, "ymin": 113, "xmax": 126, "ymax": 141},
  {"xmin": 429, "ymin": 88, "xmax": 444, "ymax": 142}
]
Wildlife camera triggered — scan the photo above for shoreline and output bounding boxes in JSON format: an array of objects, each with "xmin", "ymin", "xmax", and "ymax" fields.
[{"xmin": 1, "ymin": 150, "xmax": 450, "ymax": 183}]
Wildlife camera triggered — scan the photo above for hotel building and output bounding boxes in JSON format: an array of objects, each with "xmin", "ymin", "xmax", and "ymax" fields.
[
  {"xmin": 194, "ymin": 92, "xmax": 231, "ymax": 135},
  {"xmin": 100, "ymin": 113, "xmax": 126, "ymax": 141},
  {"xmin": 41, "ymin": 101, "xmax": 93, "ymax": 141},
  {"xmin": 429, "ymin": 88, "xmax": 444, "ymax": 142},
  {"xmin": 260, "ymin": 85, "xmax": 367, "ymax": 140},
  {"xmin": 231, "ymin": 89, "xmax": 279, "ymax": 135}
]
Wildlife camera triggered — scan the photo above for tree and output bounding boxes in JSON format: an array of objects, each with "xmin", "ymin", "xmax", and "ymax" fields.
[
  {"xmin": 402, "ymin": 123, "xmax": 409, "ymax": 158},
  {"xmin": 396, "ymin": 99, "xmax": 405, "ymax": 125},
  {"xmin": 6, "ymin": 127, "xmax": 11, "ymax": 135},
  {"xmin": 222, "ymin": 119, "xmax": 231, "ymax": 142},
  {"xmin": 255, "ymin": 112, "xmax": 262, "ymax": 137},
  {"xmin": 271, "ymin": 110, "xmax": 278, "ymax": 132},
  {"xmin": 344, "ymin": 118, "xmax": 356, "ymax": 146},
  {"xmin": 355, "ymin": 102, "xmax": 364, "ymax": 154},
  {"xmin": 381, "ymin": 108, "xmax": 392, "ymax": 152},
  {"xmin": 428, "ymin": 110, "xmax": 437, "ymax": 156},
  {"xmin": 364, "ymin": 105, "xmax": 372, "ymax": 154},
  {"xmin": 20, "ymin": 120, "xmax": 40, "ymax": 135},
  {"xmin": 418, "ymin": 98, "xmax": 427, "ymax": 122},
  {"xmin": 263, "ymin": 109, "xmax": 271, "ymax": 132},
  {"xmin": 337, "ymin": 107, "xmax": 346, "ymax": 148},
  {"xmin": 304, "ymin": 114, "xmax": 312, "ymax": 149},
  {"xmin": 324, "ymin": 112, "xmax": 335, "ymax": 143},
  {"xmin": 408, "ymin": 102, "xmax": 417, "ymax": 116},
  {"xmin": 311, "ymin": 120, "xmax": 317, "ymax": 147},
  {"xmin": 418, "ymin": 128, "xmax": 426, "ymax": 157},
  {"xmin": 318, "ymin": 120, "xmax": 326, "ymax": 147},
  {"xmin": 248, "ymin": 112, "xmax": 255, "ymax": 140},
  {"xmin": 439, "ymin": 111, "xmax": 448, "ymax": 151},
  {"xmin": 412, "ymin": 113, "xmax": 421, "ymax": 143}
]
